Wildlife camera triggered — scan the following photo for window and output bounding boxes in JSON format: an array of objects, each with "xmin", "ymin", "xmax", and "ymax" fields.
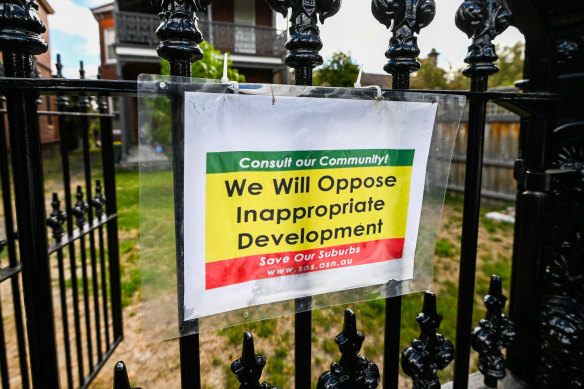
[{"xmin": 104, "ymin": 27, "xmax": 116, "ymax": 63}]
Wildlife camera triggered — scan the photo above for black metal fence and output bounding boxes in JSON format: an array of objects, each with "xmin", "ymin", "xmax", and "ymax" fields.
[
  {"xmin": 0, "ymin": 29, "xmax": 124, "ymax": 389},
  {"xmin": 0, "ymin": 0, "xmax": 582, "ymax": 388}
]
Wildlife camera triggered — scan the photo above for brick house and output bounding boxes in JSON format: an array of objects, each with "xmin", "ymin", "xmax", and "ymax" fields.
[
  {"xmin": 92, "ymin": 0, "xmax": 288, "ymax": 157},
  {"xmin": 37, "ymin": 0, "xmax": 58, "ymax": 147}
]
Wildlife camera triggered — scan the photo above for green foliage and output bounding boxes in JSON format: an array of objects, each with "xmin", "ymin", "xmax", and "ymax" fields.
[
  {"xmin": 410, "ymin": 57, "xmax": 451, "ymax": 90},
  {"xmin": 149, "ymin": 41, "xmax": 246, "ymax": 149},
  {"xmin": 489, "ymin": 41, "xmax": 525, "ymax": 87},
  {"xmin": 313, "ymin": 51, "xmax": 360, "ymax": 87},
  {"xmin": 435, "ymin": 238, "xmax": 457, "ymax": 258},
  {"xmin": 482, "ymin": 218, "xmax": 498, "ymax": 234},
  {"xmin": 160, "ymin": 41, "xmax": 246, "ymax": 82},
  {"xmin": 411, "ymin": 41, "xmax": 524, "ymax": 90},
  {"xmin": 143, "ymin": 97, "xmax": 172, "ymax": 150}
]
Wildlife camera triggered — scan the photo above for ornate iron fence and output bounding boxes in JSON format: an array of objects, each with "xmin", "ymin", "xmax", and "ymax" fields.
[
  {"xmin": 0, "ymin": 0, "xmax": 581, "ymax": 388},
  {"xmin": 0, "ymin": 20, "xmax": 124, "ymax": 389}
]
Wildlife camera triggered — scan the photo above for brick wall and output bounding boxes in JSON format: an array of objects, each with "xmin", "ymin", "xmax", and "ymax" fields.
[{"xmin": 37, "ymin": 2, "xmax": 58, "ymax": 145}]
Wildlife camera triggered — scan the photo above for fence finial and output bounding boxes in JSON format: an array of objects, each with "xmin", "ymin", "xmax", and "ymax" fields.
[
  {"xmin": 53, "ymin": 54, "xmax": 70, "ymax": 109},
  {"xmin": 151, "ymin": 0, "xmax": 216, "ymax": 76},
  {"xmin": 0, "ymin": 0, "xmax": 47, "ymax": 55},
  {"xmin": 113, "ymin": 361, "xmax": 135, "ymax": 389},
  {"xmin": 455, "ymin": 0, "xmax": 511, "ymax": 77},
  {"xmin": 77, "ymin": 61, "xmax": 92, "ymax": 111},
  {"xmin": 371, "ymin": 0, "xmax": 436, "ymax": 87},
  {"xmin": 79, "ymin": 60, "xmax": 86, "ymax": 79},
  {"xmin": 265, "ymin": 0, "xmax": 341, "ymax": 84},
  {"xmin": 55, "ymin": 54, "xmax": 64, "ymax": 78},
  {"xmin": 317, "ymin": 308, "xmax": 380, "ymax": 388},
  {"xmin": 402, "ymin": 291, "xmax": 454, "ymax": 389},
  {"xmin": 472, "ymin": 275, "xmax": 516, "ymax": 388},
  {"xmin": 92, "ymin": 180, "xmax": 106, "ymax": 219},
  {"xmin": 96, "ymin": 69, "xmax": 109, "ymax": 115},
  {"xmin": 231, "ymin": 331, "xmax": 281, "ymax": 389},
  {"xmin": 47, "ymin": 192, "xmax": 67, "ymax": 241},
  {"xmin": 72, "ymin": 186, "xmax": 89, "ymax": 228}
]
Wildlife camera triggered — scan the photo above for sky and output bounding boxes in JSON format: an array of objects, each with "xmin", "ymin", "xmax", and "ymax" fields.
[{"xmin": 48, "ymin": 0, "xmax": 524, "ymax": 79}]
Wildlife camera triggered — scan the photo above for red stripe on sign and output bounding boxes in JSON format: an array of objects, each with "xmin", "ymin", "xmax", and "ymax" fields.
[{"xmin": 205, "ymin": 238, "xmax": 405, "ymax": 289}]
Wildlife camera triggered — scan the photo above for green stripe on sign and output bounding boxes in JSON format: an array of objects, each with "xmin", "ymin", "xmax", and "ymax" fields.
[{"xmin": 206, "ymin": 149, "xmax": 415, "ymax": 173}]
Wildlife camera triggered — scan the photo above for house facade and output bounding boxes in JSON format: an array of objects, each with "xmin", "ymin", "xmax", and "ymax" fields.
[
  {"xmin": 37, "ymin": 0, "xmax": 57, "ymax": 147},
  {"xmin": 92, "ymin": 0, "xmax": 288, "ymax": 156}
]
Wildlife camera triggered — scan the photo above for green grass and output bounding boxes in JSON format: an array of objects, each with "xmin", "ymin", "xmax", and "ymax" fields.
[
  {"xmin": 41, "ymin": 159, "xmax": 511, "ymax": 387},
  {"xmin": 128, "ymin": 169, "xmax": 511, "ymax": 385},
  {"xmin": 435, "ymin": 238, "xmax": 457, "ymax": 258},
  {"xmin": 115, "ymin": 170, "xmax": 140, "ymax": 231}
]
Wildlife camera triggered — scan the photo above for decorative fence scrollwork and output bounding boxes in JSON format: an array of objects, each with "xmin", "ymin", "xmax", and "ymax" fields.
[
  {"xmin": 472, "ymin": 275, "xmax": 516, "ymax": 388},
  {"xmin": 317, "ymin": 308, "xmax": 380, "ymax": 389},
  {"xmin": 402, "ymin": 292, "xmax": 454, "ymax": 389},
  {"xmin": 455, "ymin": 0, "xmax": 511, "ymax": 76},
  {"xmin": 231, "ymin": 331, "xmax": 281, "ymax": 389},
  {"xmin": 371, "ymin": 0, "xmax": 436, "ymax": 78}
]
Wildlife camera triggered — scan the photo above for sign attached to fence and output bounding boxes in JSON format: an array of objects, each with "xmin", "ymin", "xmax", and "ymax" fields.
[{"xmin": 183, "ymin": 91, "xmax": 438, "ymax": 320}]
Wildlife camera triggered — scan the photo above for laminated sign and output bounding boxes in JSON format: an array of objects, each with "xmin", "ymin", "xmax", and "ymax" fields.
[{"xmin": 183, "ymin": 92, "xmax": 438, "ymax": 320}]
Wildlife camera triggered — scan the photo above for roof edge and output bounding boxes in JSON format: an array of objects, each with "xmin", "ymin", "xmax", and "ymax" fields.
[
  {"xmin": 91, "ymin": 2, "xmax": 115, "ymax": 15},
  {"xmin": 38, "ymin": 0, "xmax": 54, "ymax": 14}
]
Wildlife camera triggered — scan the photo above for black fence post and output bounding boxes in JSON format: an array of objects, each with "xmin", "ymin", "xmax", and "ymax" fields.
[
  {"xmin": 0, "ymin": 94, "xmax": 31, "ymax": 389},
  {"xmin": 263, "ymin": 2, "xmax": 341, "ymax": 387},
  {"xmin": 54, "ymin": 53, "xmax": 87, "ymax": 385},
  {"xmin": 453, "ymin": 1, "xmax": 511, "ymax": 388},
  {"xmin": 78, "ymin": 60, "xmax": 107, "ymax": 364},
  {"xmin": 73, "ymin": 184, "xmax": 95, "ymax": 370},
  {"xmin": 0, "ymin": 236, "xmax": 9, "ymax": 388},
  {"xmin": 97, "ymin": 67, "xmax": 124, "ymax": 342},
  {"xmin": 371, "ymin": 1, "xmax": 435, "ymax": 388},
  {"xmin": 0, "ymin": 0, "xmax": 60, "ymax": 386},
  {"xmin": 47, "ymin": 192, "xmax": 75, "ymax": 389},
  {"xmin": 150, "ymin": 0, "xmax": 216, "ymax": 387}
]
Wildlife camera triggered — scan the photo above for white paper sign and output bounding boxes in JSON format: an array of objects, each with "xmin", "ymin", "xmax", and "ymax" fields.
[{"xmin": 183, "ymin": 92, "xmax": 437, "ymax": 320}]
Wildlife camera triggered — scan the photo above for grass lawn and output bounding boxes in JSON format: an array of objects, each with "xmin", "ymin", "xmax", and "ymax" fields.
[
  {"xmin": 104, "ymin": 166, "xmax": 515, "ymax": 388},
  {"xmin": 0, "ymin": 148, "xmax": 514, "ymax": 388}
]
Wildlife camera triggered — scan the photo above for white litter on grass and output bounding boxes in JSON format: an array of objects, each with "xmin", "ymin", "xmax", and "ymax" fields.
[{"xmin": 485, "ymin": 208, "xmax": 515, "ymax": 224}]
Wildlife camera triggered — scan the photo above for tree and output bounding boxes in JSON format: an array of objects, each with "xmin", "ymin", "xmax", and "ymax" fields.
[
  {"xmin": 446, "ymin": 42, "xmax": 524, "ymax": 90},
  {"xmin": 161, "ymin": 41, "xmax": 246, "ymax": 82},
  {"xmin": 488, "ymin": 41, "xmax": 524, "ymax": 88},
  {"xmin": 410, "ymin": 56, "xmax": 450, "ymax": 90},
  {"xmin": 410, "ymin": 42, "xmax": 524, "ymax": 90},
  {"xmin": 314, "ymin": 51, "xmax": 360, "ymax": 87}
]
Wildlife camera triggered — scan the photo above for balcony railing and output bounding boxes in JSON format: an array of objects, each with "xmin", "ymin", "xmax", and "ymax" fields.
[
  {"xmin": 210, "ymin": 21, "xmax": 287, "ymax": 57},
  {"xmin": 115, "ymin": 11, "xmax": 286, "ymax": 57},
  {"xmin": 115, "ymin": 11, "xmax": 161, "ymax": 47}
]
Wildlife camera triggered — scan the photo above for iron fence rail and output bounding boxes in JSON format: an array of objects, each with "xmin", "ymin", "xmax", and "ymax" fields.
[
  {"xmin": 0, "ymin": 77, "xmax": 560, "ymax": 101},
  {"xmin": 0, "ymin": 60, "xmax": 124, "ymax": 387},
  {"xmin": 0, "ymin": 73, "xmax": 554, "ymax": 389}
]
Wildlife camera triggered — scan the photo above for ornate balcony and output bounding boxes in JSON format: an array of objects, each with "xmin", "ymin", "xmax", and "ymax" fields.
[{"xmin": 115, "ymin": 11, "xmax": 286, "ymax": 57}]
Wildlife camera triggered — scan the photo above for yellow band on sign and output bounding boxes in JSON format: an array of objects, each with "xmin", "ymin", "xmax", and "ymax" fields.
[{"xmin": 205, "ymin": 165, "xmax": 412, "ymax": 263}]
